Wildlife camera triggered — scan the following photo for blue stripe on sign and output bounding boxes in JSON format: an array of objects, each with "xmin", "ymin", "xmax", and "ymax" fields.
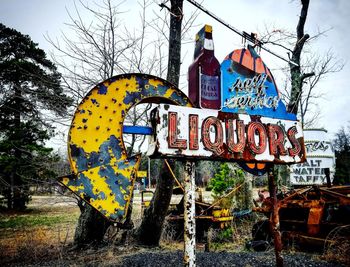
[{"xmin": 123, "ymin": 125, "xmax": 153, "ymax": 135}]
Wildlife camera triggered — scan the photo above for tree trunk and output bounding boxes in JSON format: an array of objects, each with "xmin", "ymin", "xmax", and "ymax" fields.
[
  {"xmin": 136, "ymin": 0, "xmax": 184, "ymax": 246},
  {"xmin": 73, "ymin": 202, "xmax": 111, "ymax": 248},
  {"xmin": 12, "ymin": 82, "xmax": 26, "ymax": 210},
  {"xmin": 136, "ymin": 161, "xmax": 175, "ymax": 245},
  {"xmin": 287, "ymin": 0, "xmax": 311, "ymax": 115},
  {"xmin": 243, "ymin": 174, "xmax": 253, "ymax": 210},
  {"xmin": 166, "ymin": 0, "xmax": 184, "ymax": 87}
]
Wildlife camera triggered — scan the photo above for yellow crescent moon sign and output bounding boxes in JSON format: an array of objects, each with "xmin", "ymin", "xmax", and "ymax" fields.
[{"xmin": 59, "ymin": 74, "xmax": 192, "ymax": 222}]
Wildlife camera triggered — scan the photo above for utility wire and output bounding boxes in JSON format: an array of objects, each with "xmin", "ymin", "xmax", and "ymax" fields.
[{"xmin": 185, "ymin": 0, "xmax": 299, "ymax": 67}]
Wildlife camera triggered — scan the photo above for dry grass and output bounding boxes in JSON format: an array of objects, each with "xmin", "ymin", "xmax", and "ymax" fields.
[
  {"xmin": 207, "ymin": 215, "xmax": 260, "ymax": 252},
  {"xmin": 159, "ymin": 213, "xmax": 262, "ymax": 253},
  {"xmin": 0, "ymin": 194, "xmax": 142, "ymax": 265},
  {"xmin": 0, "ymin": 204, "xmax": 79, "ymax": 265},
  {"xmin": 1, "ymin": 194, "xmax": 346, "ymax": 266},
  {"xmin": 322, "ymin": 225, "xmax": 350, "ymax": 265},
  {"xmin": 0, "ymin": 225, "xmax": 74, "ymax": 264}
]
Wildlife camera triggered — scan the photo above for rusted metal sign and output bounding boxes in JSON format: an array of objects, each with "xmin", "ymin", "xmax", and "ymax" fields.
[
  {"xmin": 290, "ymin": 129, "xmax": 335, "ymax": 185},
  {"xmin": 58, "ymin": 73, "xmax": 191, "ymax": 222},
  {"xmin": 148, "ymin": 104, "xmax": 305, "ymax": 164}
]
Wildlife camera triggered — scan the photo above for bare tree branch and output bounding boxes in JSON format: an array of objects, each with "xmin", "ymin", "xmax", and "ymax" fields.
[{"xmin": 259, "ymin": 0, "xmax": 343, "ymax": 128}]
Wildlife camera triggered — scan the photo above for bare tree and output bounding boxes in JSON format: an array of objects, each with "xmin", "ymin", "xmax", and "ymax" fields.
[
  {"xmin": 259, "ymin": 0, "xmax": 344, "ymax": 127},
  {"xmin": 48, "ymin": 1, "xmax": 142, "ymax": 102},
  {"xmin": 296, "ymin": 50, "xmax": 343, "ymax": 127}
]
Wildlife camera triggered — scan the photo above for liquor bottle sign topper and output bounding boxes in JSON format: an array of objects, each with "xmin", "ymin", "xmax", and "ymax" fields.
[
  {"xmin": 188, "ymin": 25, "xmax": 221, "ymax": 110},
  {"xmin": 150, "ymin": 27, "xmax": 305, "ymax": 169}
]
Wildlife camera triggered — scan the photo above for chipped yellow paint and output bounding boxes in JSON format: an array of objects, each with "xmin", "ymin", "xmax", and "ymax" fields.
[
  {"xmin": 83, "ymin": 166, "xmax": 138, "ymax": 217},
  {"xmin": 59, "ymin": 74, "xmax": 192, "ymax": 222},
  {"xmin": 69, "ymin": 89, "xmax": 123, "ymax": 155},
  {"xmin": 148, "ymin": 78, "xmax": 165, "ymax": 88},
  {"xmin": 62, "ymin": 176, "xmax": 86, "ymax": 193}
]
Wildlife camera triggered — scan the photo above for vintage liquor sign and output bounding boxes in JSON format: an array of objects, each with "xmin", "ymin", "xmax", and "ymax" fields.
[
  {"xmin": 147, "ymin": 104, "xmax": 305, "ymax": 164},
  {"xmin": 221, "ymin": 45, "xmax": 296, "ymax": 120},
  {"xmin": 290, "ymin": 129, "xmax": 335, "ymax": 185},
  {"xmin": 58, "ymin": 28, "xmax": 306, "ymax": 223}
]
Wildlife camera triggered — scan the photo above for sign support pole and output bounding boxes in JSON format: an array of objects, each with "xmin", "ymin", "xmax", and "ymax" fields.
[
  {"xmin": 267, "ymin": 165, "xmax": 283, "ymax": 267},
  {"xmin": 148, "ymin": 157, "xmax": 151, "ymax": 189},
  {"xmin": 184, "ymin": 160, "xmax": 196, "ymax": 267}
]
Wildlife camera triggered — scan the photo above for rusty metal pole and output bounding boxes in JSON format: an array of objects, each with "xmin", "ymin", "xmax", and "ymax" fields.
[
  {"xmin": 267, "ymin": 165, "xmax": 283, "ymax": 267},
  {"xmin": 324, "ymin": 168, "xmax": 331, "ymax": 188},
  {"xmin": 184, "ymin": 160, "xmax": 196, "ymax": 267}
]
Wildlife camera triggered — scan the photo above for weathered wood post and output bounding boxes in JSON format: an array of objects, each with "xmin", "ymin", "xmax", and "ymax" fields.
[
  {"xmin": 184, "ymin": 160, "xmax": 196, "ymax": 267},
  {"xmin": 268, "ymin": 165, "xmax": 283, "ymax": 267}
]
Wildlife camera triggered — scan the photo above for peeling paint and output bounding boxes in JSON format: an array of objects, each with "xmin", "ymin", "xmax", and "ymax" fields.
[
  {"xmin": 184, "ymin": 161, "xmax": 196, "ymax": 267},
  {"xmin": 58, "ymin": 74, "xmax": 192, "ymax": 222},
  {"xmin": 148, "ymin": 104, "xmax": 305, "ymax": 164}
]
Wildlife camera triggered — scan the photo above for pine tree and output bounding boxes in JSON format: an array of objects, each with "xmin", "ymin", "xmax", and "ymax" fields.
[
  {"xmin": 208, "ymin": 163, "xmax": 247, "ymax": 209},
  {"xmin": 0, "ymin": 23, "xmax": 72, "ymax": 209},
  {"xmin": 333, "ymin": 125, "xmax": 350, "ymax": 185},
  {"xmin": 209, "ymin": 163, "xmax": 234, "ymax": 197}
]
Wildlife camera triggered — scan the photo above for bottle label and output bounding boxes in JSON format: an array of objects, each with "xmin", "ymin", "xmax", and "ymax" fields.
[
  {"xmin": 203, "ymin": 39, "xmax": 214, "ymax": 50},
  {"xmin": 200, "ymin": 74, "xmax": 219, "ymax": 101}
]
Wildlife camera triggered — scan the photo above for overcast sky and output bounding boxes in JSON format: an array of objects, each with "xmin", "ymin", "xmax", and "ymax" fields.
[{"xmin": 1, "ymin": 0, "xmax": 350, "ymax": 150}]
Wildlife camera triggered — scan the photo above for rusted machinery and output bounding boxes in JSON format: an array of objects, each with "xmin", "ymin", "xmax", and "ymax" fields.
[
  {"xmin": 166, "ymin": 197, "xmax": 233, "ymax": 242},
  {"xmin": 140, "ymin": 189, "xmax": 234, "ymax": 241},
  {"xmin": 251, "ymin": 185, "xmax": 350, "ymax": 250},
  {"xmin": 143, "ymin": 161, "xmax": 248, "ymax": 242}
]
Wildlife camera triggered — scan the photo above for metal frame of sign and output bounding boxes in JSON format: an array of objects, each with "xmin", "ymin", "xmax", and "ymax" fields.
[{"xmin": 148, "ymin": 104, "xmax": 305, "ymax": 164}]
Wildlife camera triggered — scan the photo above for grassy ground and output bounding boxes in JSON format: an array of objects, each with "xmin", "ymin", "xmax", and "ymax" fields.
[
  {"xmin": 0, "ymin": 196, "xmax": 80, "ymax": 265},
  {"xmin": 0, "ymin": 193, "xmax": 248, "ymax": 265}
]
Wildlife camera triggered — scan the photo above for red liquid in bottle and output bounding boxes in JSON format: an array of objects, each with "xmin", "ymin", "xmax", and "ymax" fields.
[{"xmin": 188, "ymin": 25, "xmax": 221, "ymax": 109}]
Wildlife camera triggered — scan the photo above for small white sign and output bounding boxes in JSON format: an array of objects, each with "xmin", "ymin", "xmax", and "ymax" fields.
[{"xmin": 290, "ymin": 129, "xmax": 335, "ymax": 185}]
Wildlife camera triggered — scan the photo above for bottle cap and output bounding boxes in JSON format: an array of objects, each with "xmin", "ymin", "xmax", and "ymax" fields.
[
  {"xmin": 196, "ymin": 25, "xmax": 212, "ymax": 42},
  {"xmin": 204, "ymin": 24, "xmax": 212, "ymax": 33}
]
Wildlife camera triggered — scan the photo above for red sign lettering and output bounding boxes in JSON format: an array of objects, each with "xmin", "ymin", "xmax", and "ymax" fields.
[
  {"xmin": 168, "ymin": 112, "xmax": 187, "ymax": 149},
  {"xmin": 247, "ymin": 122, "xmax": 267, "ymax": 154},
  {"xmin": 226, "ymin": 119, "xmax": 245, "ymax": 153},
  {"xmin": 202, "ymin": 117, "xmax": 224, "ymax": 155},
  {"xmin": 189, "ymin": 114, "xmax": 199, "ymax": 150},
  {"xmin": 268, "ymin": 124, "xmax": 287, "ymax": 156}
]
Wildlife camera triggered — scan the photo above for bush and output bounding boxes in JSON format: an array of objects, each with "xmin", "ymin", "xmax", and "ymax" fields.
[{"xmin": 209, "ymin": 163, "xmax": 246, "ymax": 209}]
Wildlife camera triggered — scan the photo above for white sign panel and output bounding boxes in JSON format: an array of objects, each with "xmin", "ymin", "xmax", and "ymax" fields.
[
  {"xmin": 147, "ymin": 104, "xmax": 305, "ymax": 164},
  {"xmin": 290, "ymin": 129, "xmax": 335, "ymax": 185}
]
